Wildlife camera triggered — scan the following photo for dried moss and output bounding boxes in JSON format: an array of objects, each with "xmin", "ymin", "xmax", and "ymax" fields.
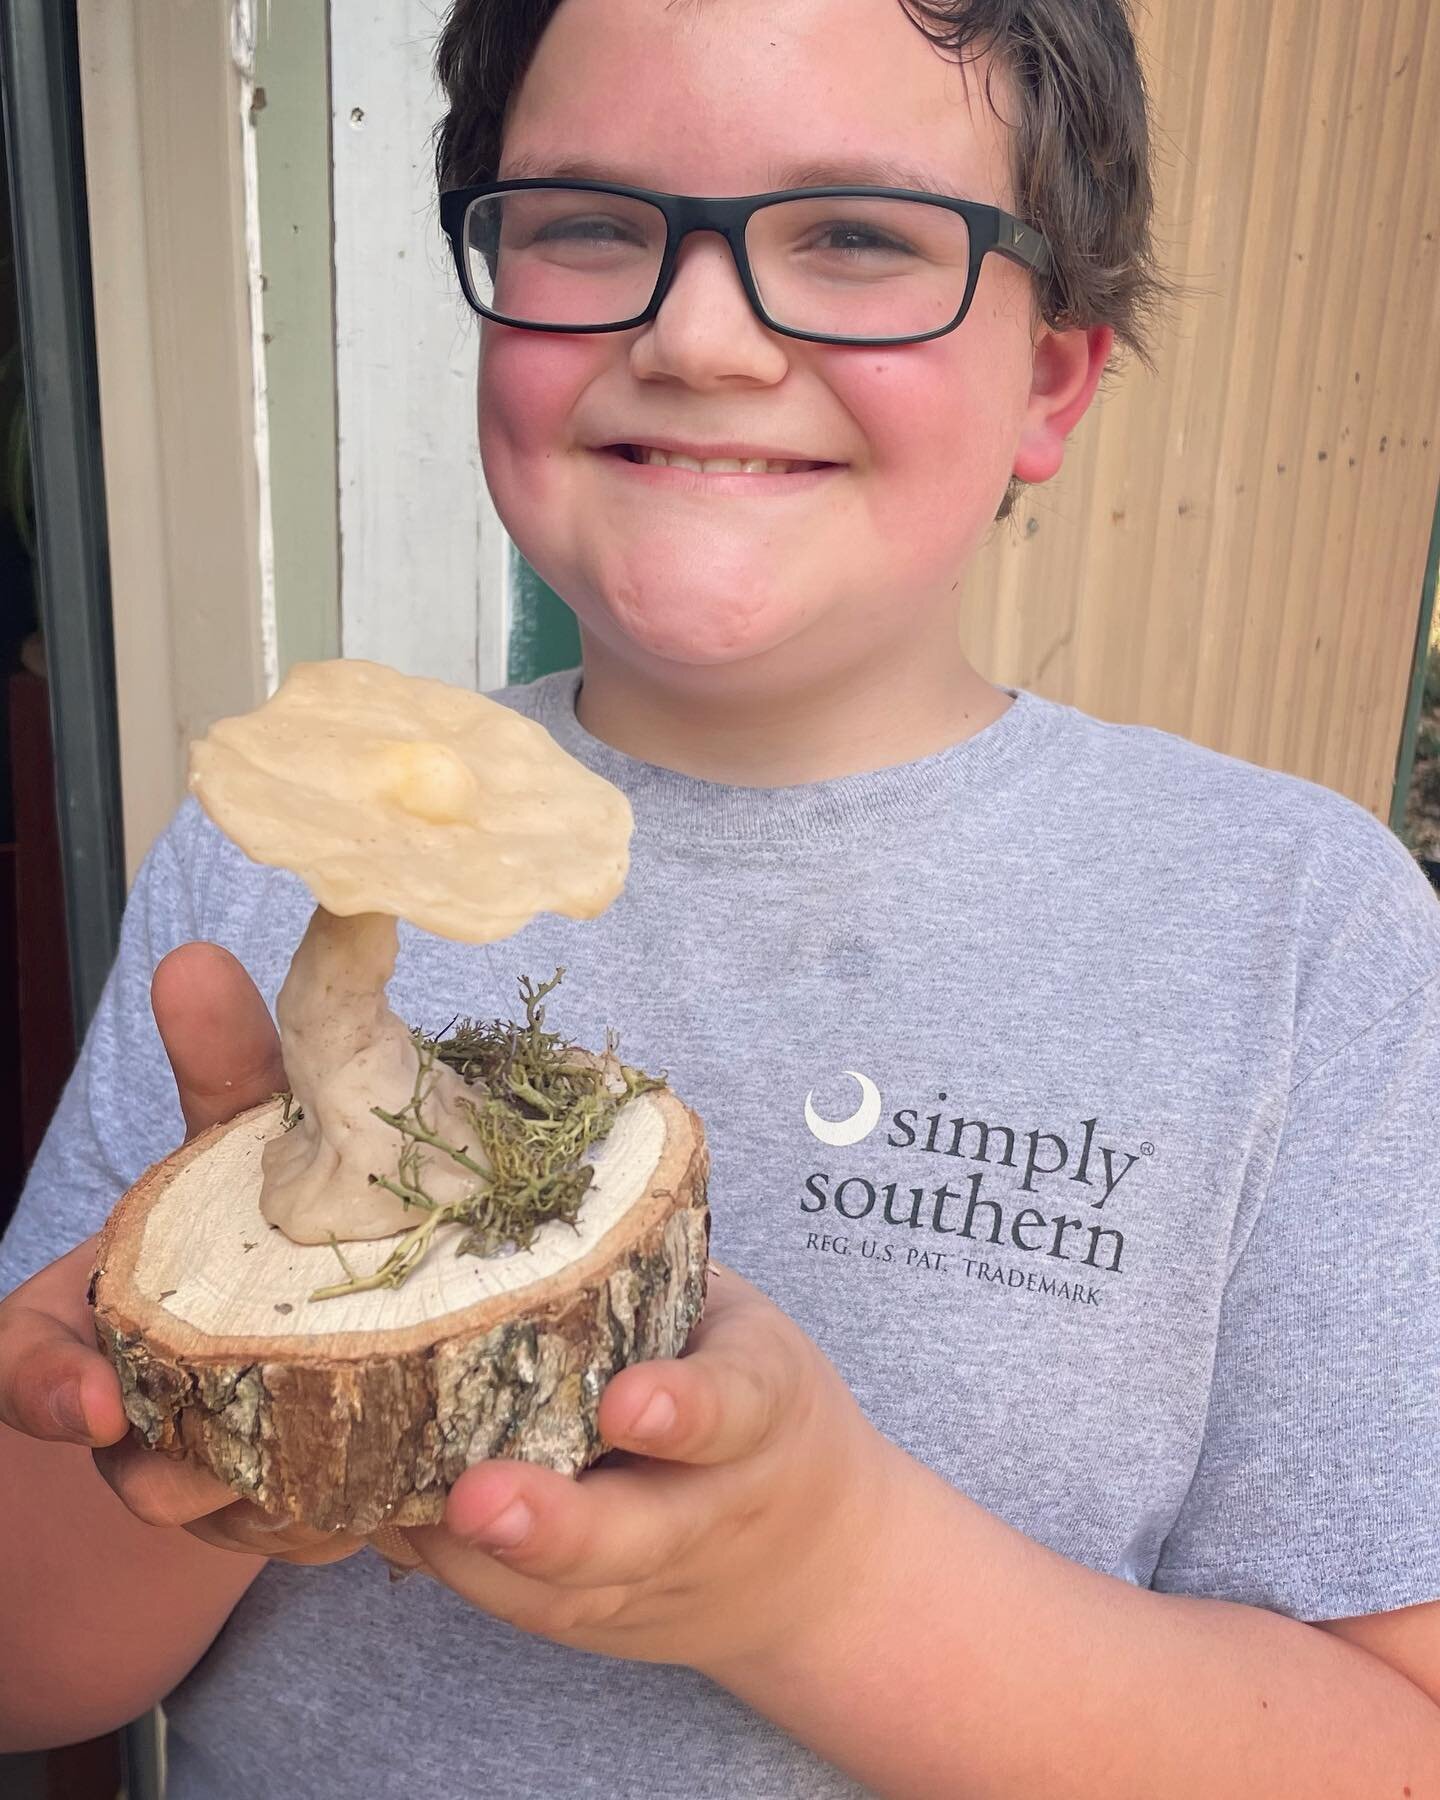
[{"xmin": 309, "ymin": 968, "xmax": 667, "ymax": 1301}]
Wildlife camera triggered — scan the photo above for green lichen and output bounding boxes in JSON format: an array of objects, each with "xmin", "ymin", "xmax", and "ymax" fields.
[{"xmin": 308, "ymin": 968, "xmax": 666, "ymax": 1302}]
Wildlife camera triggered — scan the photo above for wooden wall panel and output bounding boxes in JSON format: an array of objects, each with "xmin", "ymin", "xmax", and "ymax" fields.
[
  {"xmin": 77, "ymin": 0, "xmax": 268, "ymax": 878},
  {"xmin": 329, "ymin": 0, "xmax": 510, "ymax": 695},
  {"xmin": 963, "ymin": 0, "xmax": 1440, "ymax": 818}
]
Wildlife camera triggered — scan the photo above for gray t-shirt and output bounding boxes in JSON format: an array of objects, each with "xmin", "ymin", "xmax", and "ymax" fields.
[{"xmin": 5, "ymin": 667, "xmax": 1439, "ymax": 1799}]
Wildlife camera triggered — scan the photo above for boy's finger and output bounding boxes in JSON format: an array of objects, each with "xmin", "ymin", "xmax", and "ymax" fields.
[
  {"xmin": 436, "ymin": 1456, "xmax": 703, "ymax": 1590},
  {"xmin": 0, "ymin": 1311, "xmax": 129, "ymax": 1445},
  {"xmin": 182, "ymin": 1505, "xmax": 367, "ymax": 1563},
  {"xmin": 403, "ymin": 1512, "xmax": 581, "ymax": 1623},
  {"xmin": 0, "ymin": 1242, "xmax": 130, "ymax": 1445},
  {"xmin": 91, "ymin": 1434, "xmax": 244, "ymax": 1528},
  {"xmin": 151, "ymin": 941, "xmax": 287, "ymax": 1140},
  {"xmin": 598, "ymin": 1280, "xmax": 803, "ymax": 1467}
]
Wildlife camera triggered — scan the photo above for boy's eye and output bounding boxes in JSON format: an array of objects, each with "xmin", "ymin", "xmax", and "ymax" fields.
[
  {"xmin": 531, "ymin": 214, "xmax": 646, "ymax": 246},
  {"xmin": 750, "ymin": 198, "xmax": 966, "ymax": 279},
  {"xmin": 805, "ymin": 221, "xmax": 917, "ymax": 259}
]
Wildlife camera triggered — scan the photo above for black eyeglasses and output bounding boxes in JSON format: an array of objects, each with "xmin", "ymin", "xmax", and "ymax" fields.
[{"xmin": 439, "ymin": 179, "xmax": 1053, "ymax": 348}]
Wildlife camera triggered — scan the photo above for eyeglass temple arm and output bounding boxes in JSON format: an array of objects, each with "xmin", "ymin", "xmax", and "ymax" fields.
[{"xmin": 994, "ymin": 214, "xmax": 1053, "ymax": 280}]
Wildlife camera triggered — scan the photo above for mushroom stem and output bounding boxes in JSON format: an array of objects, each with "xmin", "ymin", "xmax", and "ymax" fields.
[
  {"xmin": 282, "ymin": 905, "xmax": 402, "ymax": 1078},
  {"xmin": 259, "ymin": 904, "xmax": 481, "ymax": 1244}
]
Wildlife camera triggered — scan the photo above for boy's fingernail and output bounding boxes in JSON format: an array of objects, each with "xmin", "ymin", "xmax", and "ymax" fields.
[
  {"xmin": 467, "ymin": 1498, "xmax": 532, "ymax": 1550},
  {"xmin": 630, "ymin": 1391, "xmax": 676, "ymax": 1440},
  {"xmin": 50, "ymin": 1381, "xmax": 89, "ymax": 1439}
]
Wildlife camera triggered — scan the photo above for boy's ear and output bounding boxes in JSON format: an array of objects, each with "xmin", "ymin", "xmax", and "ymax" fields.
[{"xmin": 1011, "ymin": 324, "xmax": 1114, "ymax": 485}]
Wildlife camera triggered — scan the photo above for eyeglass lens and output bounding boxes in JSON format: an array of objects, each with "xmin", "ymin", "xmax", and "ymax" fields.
[{"xmin": 462, "ymin": 188, "xmax": 973, "ymax": 340}]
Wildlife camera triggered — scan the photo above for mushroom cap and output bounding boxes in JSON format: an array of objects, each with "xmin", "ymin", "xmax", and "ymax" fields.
[{"xmin": 188, "ymin": 659, "xmax": 632, "ymax": 943}]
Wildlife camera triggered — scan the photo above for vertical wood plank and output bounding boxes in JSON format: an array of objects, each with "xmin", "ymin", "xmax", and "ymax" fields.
[
  {"xmin": 330, "ymin": 0, "xmax": 508, "ymax": 692},
  {"xmin": 253, "ymin": 0, "xmax": 341, "ymax": 677},
  {"xmin": 962, "ymin": 0, "xmax": 1440, "ymax": 819},
  {"xmin": 77, "ymin": 0, "xmax": 267, "ymax": 877}
]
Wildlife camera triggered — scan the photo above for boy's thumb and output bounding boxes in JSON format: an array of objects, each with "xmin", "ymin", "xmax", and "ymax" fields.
[
  {"xmin": 0, "ymin": 1239, "xmax": 129, "ymax": 1445},
  {"xmin": 152, "ymin": 942, "xmax": 287, "ymax": 1142}
]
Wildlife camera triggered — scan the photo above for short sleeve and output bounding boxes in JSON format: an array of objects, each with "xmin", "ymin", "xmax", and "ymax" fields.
[
  {"xmin": 1151, "ymin": 841, "xmax": 1440, "ymax": 1621},
  {"xmin": 0, "ymin": 807, "xmax": 198, "ymax": 1299}
]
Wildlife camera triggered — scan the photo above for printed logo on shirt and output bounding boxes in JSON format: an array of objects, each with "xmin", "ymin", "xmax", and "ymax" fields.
[
  {"xmin": 803, "ymin": 1070, "xmax": 883, "ymax": 1146},
  {"xmin": 800, "ymin": 1072, "xmax": 1157, "ymax": 1308}
]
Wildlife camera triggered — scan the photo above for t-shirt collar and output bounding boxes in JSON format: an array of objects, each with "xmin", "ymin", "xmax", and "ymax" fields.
[{"xmin": 525, "ymin": 665, "xmax": 1055, "ymax": 844}]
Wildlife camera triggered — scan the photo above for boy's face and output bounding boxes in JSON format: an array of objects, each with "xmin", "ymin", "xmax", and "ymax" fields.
[{"xmin": 478, "ymin": 0, "xmax": 1097, "ymax": 687}]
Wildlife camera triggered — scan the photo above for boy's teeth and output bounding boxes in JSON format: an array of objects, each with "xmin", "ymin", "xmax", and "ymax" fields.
[{"xmin": 637, "ymin": 446, "xmax": 807, "ymax": 473}]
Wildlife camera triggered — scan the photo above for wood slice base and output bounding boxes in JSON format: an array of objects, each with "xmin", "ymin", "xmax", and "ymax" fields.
[{"xmin": 90, "ymin": 1088, "xmax": 710, "ymax": 1533}]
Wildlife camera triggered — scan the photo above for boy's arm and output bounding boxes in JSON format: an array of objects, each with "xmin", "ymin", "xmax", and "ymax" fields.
[
  {"xmin": 0, "ymin": 944, "xmax": 366, "ymax": 1753},
  {"xmin": 0, "ymin": 1414, "xmax": 266, "ymax": 1751},
  {"xmin": 404, "ymin": 1293, "xmax": 1440, "ymax": 1800},
  {"xmin": 703, "ymin": 1451, "xmax": 1440, "ymax": 1800}
]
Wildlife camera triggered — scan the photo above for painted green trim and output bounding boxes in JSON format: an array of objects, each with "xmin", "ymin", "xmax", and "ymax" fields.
[
  {"xmin": 253, "ymin": 4, "xmax": 340, "ymax": 674},
  {"xmin": 1390, "ymin": 482, "xmax": 1440, "ymax": 838},
  {"xmin": 508, "ymin": 548, "xmax": 581, "ymax": 683}
]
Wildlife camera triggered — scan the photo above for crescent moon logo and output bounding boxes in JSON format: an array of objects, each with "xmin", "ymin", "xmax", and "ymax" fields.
[{"xmin": 804, "ymin": 1071, "xmax": 883, "ymax": 1147}]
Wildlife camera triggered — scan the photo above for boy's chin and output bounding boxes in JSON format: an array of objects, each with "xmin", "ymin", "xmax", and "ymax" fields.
[
  {"xmin": 564, "ymin": 559, "xmax": 814, "ymax": 669},
  {"xmin": 587, "ymin": 587, "xmax": 809, "ymax": 670}
]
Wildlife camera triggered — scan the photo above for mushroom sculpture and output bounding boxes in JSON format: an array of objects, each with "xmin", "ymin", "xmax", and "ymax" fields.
[{"xmin": 89, "ymin": 660, "xmax": 710, "ymax": 1538}]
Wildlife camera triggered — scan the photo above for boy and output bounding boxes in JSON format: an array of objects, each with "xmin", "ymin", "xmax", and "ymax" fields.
[{"xmin": 3, "ymin": 1, "xmax": 1439, "ymax": 1794}]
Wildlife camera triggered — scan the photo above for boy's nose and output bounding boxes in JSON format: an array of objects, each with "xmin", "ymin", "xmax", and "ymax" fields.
[{"xmin": 629, "ymin": 232, "xmax": 789, "ymax": 389}]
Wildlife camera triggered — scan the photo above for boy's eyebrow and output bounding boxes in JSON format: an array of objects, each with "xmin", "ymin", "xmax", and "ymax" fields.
[
  {"xmin": 494, "ymin": 151, "xmax": 962, "ymax": 198},
  {"xmin": 772, "ymin": 157, "xmax": 958, "ymax": 197}
]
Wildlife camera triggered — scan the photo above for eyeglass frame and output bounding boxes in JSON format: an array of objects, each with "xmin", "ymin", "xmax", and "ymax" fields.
[{"xmin": 438, "ymin": 178, "xmax": 1054, "ymax": 348}]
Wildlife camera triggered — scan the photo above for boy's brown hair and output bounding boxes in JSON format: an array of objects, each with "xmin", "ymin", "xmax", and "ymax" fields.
[{"xmin": 433, "ymin": 0, "xmax": 1170, "ymax": 520}]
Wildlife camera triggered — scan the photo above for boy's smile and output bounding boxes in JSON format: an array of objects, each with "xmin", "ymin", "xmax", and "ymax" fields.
[
  {"xmin": 477, "ymin": 0, "xmax": 1109, "ymax": 781},
  {"xmin": 594, "ymin": 440, "xmax": 844, "ymax": 488}
]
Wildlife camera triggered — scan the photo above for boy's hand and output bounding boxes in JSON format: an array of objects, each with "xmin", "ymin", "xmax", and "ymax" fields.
[
  {"xmin": 0, "ymin": 943, "xmax": 364, "ymax": 1567},
  {"xmin": 396, "ymin": 1265, "xmax": 900, "ymax": 1676}
]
